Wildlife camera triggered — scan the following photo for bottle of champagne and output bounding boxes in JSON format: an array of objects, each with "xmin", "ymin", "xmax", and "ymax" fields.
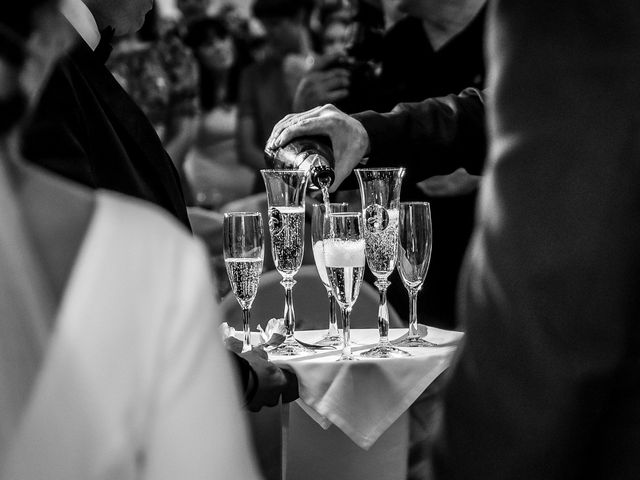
[{"xmin": 264, "ymin": 135, "xmax": 335, "ymax": 190}]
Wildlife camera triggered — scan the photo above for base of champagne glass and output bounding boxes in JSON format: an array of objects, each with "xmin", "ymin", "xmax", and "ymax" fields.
[
  {"xmin": 315, "ymin": 333, "xmax": 343, "ymax": 347},
  {"xmin": 360, "ymin": 343, "xmax": 411, "ymax": 358},
  {"xmin": 337, "ymin": 353, "xmax": 358, "ymax": 361},
  {"xmin": 394, "ymin": 337, "xmax": 438, "ymax": 348},
  {"xmin": 269, "ymin": 337, "xmax": 312, "ymax": 356}
]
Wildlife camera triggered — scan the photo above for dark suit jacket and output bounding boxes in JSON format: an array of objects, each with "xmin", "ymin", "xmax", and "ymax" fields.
[
  {"xmin": 354, "ymin": 89, "xmax": 487, "ymax": 329},
  {"xmin": 23, "ymin": 34, "xmax": 190, "ymax": 228},
  {"xmin": 353, "ymin": 88, "xmax": 486, "ymax": 179},
  {"xmin": 432, "ymin": 1, "xmax": 640, "ymax": 479}
]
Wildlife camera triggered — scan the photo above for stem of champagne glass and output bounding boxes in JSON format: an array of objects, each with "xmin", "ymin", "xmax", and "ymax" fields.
[
  {"xmin": 242, "ymin": 308, "xmax": 252, "ymax": 352},
  {"xmin": 341, "ymin": 306, "xmax": 352, "ymax": 359},
  {"xmin": 374, "ymin": 278, "xmax": 390, "ymax": 345},
  {"xmin": 408, "ymin": 290, "xmax": 419, "ymax": 338},
  {"xmin": 328, "ymin": 291, "xmax": 339, "ymax": 336},
  {"xmin": 281, "ymin": 277, "xmax": 296, "ymax": 340}
]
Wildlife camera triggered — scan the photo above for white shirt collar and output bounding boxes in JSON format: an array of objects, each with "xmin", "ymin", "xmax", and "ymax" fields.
[{"xmin": 59, "ymin": 0, "xmax": 101, "ymax": 50}]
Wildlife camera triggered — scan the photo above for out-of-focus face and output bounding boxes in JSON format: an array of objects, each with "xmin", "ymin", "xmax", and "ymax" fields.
[
  {"xmin": 259, "ymin": 16, "xmax": 303, "ymax": 56},
  {"xmin": 177, "ymin": 0, "xmax": 210, "ymax": 22},
  {"xmin": 197, "ymin": 33, "xmax": 235, "ymax": 72},
  {"xmin": 322, "ymin": 21, "xmax": 351, "ymax": 56},
  {"xmin": 0, "ymin": 3, "xmax": 74, "ymax": 136},
  {"xmin": 21, "ymin": 5, "xmax": 75, "ymax": 104},
  {"xmin": 85, "ymin": 0, "xmax": 154, "ymax": 36}
]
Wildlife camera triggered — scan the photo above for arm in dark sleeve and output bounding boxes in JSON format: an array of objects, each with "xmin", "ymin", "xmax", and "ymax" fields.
[
  {"xmin": 353, "ymin": 88, "xmax": 487, "ymax": 179},
  {"xmin": 229, "ymin": 350, "xmax": 299, "ymax": 412}
]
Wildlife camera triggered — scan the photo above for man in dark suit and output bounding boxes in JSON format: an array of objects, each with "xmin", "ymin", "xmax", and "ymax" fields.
[
  {"xmin": 267, "ymin": 0, "xmax": 640, "ymax": 476},
  {"xmin": 22, "ymin": 0, "xmax": 190, "ymax": 227},
  {"xmin": 22, "ymin": 0, "xmax": 297, "ymax": 412}
]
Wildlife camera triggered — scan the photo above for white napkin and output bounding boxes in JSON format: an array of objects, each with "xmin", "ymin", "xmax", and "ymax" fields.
[{"xmin": 272, "ymin": 327, "xmax": 463, "ymax": 450}]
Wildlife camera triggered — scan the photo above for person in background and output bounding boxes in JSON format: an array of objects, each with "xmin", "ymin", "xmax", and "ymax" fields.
[
  {"xmin": 236, "ymin": 0, "xmax": 316, "ymax": 181},
  {"xmin": 182, "ymin": 16, "xmax": 254, "ymax": 209},
  {"xmin": 0, "ymin": 1, "xmax": 263, "ymax": 478},
  {"xmin": 22, "ymin": 0, "xmax": 191, "ymax": 227},
  {"xmin": 378, "ymin": 0, "xmax": 487, "ymax": 332},
  {"xmin": 268, "ymin": 0, "xmax": 640, "ymax": 477},
  {"xmin": 108, "ymin": 6, "xmax": 201, "ymax": 205},
  {"xmin": 312, "ymin": 0, "xmax": 355, "ymax": 56},
  {"xmin": 320, "ymin": 17, "xmax": 351, "ymax": 56},
  {"xmin": 21, "ymin": 0, "xmax": 298, "ymax": 412},
  {"xmin": 293, "ymin": 0, "xmax": 487, "ymax": 331},
  {"xmin": 176, "ymin": 0, "xmax": 211, "ymax": 26}
]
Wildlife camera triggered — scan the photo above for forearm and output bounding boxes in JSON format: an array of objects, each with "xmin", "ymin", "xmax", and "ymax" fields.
[
  {"xmin": 164, "ymin": 118, "xmax": 197, "ymax": 171},
  {"xmin": 353, "ymin": 88, "xmax": 487, "ymax": 179}
]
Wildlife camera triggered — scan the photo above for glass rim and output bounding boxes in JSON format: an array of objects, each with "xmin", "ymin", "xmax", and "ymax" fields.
[
  {"xmin": 400, "ymin": 201, "xmax": 431, "ymax": 207},
  {"xmin": 354, "ymin": 167, "xmax": 406, "ymax": 173},
  {"xmin": 223, "ymin": 211, "xmax": 262, "ymax": 217},
  {"xmin": 260, "ymin": 168, "xmax": 308, "ymax": 174}
]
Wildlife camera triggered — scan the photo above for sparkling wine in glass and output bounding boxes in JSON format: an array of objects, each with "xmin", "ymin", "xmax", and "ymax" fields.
[
  {"xmin": 323, "ymin": 212, "xmax": 366, "ymax": 361},
  {"xmin": 223, "ymin": 212, "xmax": 264, "ymax": 353},
  {"xmin": 355, "ymin": 167, "xmax": 410, "ymax": 358},
  {"xmin": 261, "ymin": 169, "xmax": 310, "ymax": 355},
  {"xmin": 312, "ymin": 202, "xmax": 348, "ymax": 346},
  {"xmin": 396, "ymin": 202, "xmax": 437, "ymax": 347}
]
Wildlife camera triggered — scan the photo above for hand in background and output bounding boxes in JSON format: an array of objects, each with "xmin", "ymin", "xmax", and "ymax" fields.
[
  {"xmin": 417, "ymin": 168, "xmax": 481, "ymax": 197},
  {"xmin": 293, "ymin": 53, "xmax": 351, "ymax": 112},
  {"xmin": 266, "ymin": 104, "xmax": 369, "ymax": 192}
]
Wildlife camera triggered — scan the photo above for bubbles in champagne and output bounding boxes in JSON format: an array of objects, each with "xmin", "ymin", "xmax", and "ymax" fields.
[
  {"xmin": 225, "ymin": 257, "xmax": 263, "ymax": 308},
  {"xmin": 326, "ymin": 266, "xmax": 365, "ymax": 307},
  {"xmin": 323, "ymin": 239, "xmax": 366, "ymax": 308},
  {"xmin": 363, "ymin": 208, "xmax": 399, "ymax": 277},
  {"xmin": 268, "ymin": 206, "xmax": 305, "ymax": 276}
]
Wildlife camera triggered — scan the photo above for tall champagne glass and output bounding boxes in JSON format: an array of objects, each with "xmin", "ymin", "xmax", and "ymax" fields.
[
  {"xmin": 323, "ymin": 212, "xmax": 366, "ymax": 361},
  {"xmin": 355, "ymin": 167, "xmax": 410, "ymax": 358},
  {"xmin": 261, "ymin": 169, "xmax": 310, "ymax": 355},
  {"xmin": 396, "ymin": 202, "xmax": 437, "ymax": 347},
  {"xmin": 223, "ymin": 212, "xmax": 264, "ymax": 353},
  {"xmin": 312, "ymin": 202, "xmax": 348, "ymax": 346}
]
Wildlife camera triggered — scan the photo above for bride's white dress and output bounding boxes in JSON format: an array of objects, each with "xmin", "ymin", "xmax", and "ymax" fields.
[{"xmin": 2, "ymin": 192, "xmax": 261, "ymax": 480}]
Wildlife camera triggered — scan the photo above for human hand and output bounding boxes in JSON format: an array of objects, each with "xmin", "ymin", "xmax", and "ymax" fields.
[
  {"xmin": 417, "ymin": 168, "xmax": 481, "ymax": 197},
  {"xmin": 241, "ymin": 347, "xmax": 299, "ymax": 412},
  {"xmin": 266, "ymin": 104, "xmax": 370, "ymax": 192},
  {"xmin": 293, "ymin": 53, "xmax": 351, "ymax": 112}
]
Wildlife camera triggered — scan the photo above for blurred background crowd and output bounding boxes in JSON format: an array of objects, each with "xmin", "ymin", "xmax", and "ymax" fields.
[{"xmin": 110, "ymin": 0, "xmax": 487, "ymax": 331}]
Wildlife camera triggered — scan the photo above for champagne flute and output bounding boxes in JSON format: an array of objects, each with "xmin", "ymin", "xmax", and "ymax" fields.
[
  {"xmin": 261, "ymin": 169, "xmax": 310, "ymax": 355},
  {"xmin": 355, "ymin": 167, "xmax": 410, "ymax": 358},
  {"xmin": 312, "ymin": 202, "xmax": 348, "ymax": 346},
  {"xmin": 395, "ymin": 202, "xmax": 437, "ymax": 347},
  {"xmin": 323, "ymin": 212, "xmax": 366, "ymax": 361},
  {"xmin": 223, "ymin": 212, "xmax": 264, "ymax": 353}
]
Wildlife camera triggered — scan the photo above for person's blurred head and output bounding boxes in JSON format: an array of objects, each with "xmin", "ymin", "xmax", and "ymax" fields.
[
  {"xmin": 321, "ymin": 19, "xmax": 351, "ymax": 56},
  {"xmin": 0, "ymin": 0, "xmax": 74, "ymax": 136},
  {"xmin": 252, "ymin": 0, "xmax": 313, "ymax": 56},
  {"xmin": 83, "ymin": 0, "xmax": 155, "ymax": 36},
  {"xmin": 184, "ymin": 15, "xmax": 242, "ymax": 111},
  {"xmin": 217, "ymin": 2, "xmax": 247, "ymax": 36},
  {"xmin": 184, "ymin": 16, "xmax": 235, "ymax": 73},
  {"xmin": 176, "ymin": 0, "xmax": 210, "ymax": 23}
]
